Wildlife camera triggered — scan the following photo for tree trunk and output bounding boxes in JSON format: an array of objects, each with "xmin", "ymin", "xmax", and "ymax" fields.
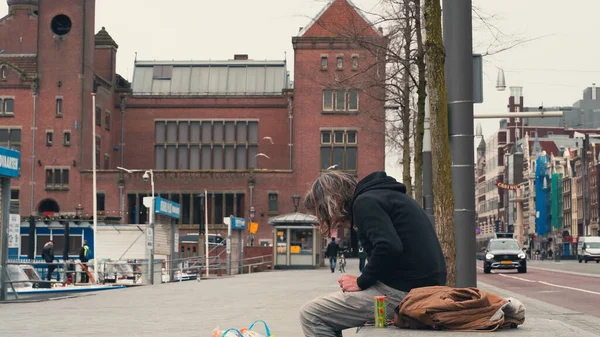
[
  {"xmin": 401, "ymin": 0, "xmax": 413, "ymax": 197},
  {"xmin": 413, "ymin": 0, "xmax": 426, "ymax": 207},
  {"xmin": 424, "ymin": 0, "xmax": 456, "ymax": 286}
]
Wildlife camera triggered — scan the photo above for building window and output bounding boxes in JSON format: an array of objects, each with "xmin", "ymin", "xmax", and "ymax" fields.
[
  {"xmin": 320, "ymin": 129, "xmax": 358, "ymax": 172},
  {"xmin": 322, "ymin": 89, "xmax": 359, "ymax": 112},
  {"xmin": 153, "ymin": 65, "xmax": 173, "ymax": 80},
  {"xmin": 321, "ymin": 55, "xmax": 328, "ymax": 70},
  {"xmin": 1, "ymin": 65, "xmax": 6, "ymax": 79},
  {"xmin": 56, "ymin": 98, "xmax": 63, "ymax": 117},
  {"xmin": 45, "ymin": 167, "xmax": 69, "ymax": 190},
  {"xmin": 1, "ymin": 98, "xmax": 14, "ymax": 115},
  {"xmin": 0, "ymin": 128, "xmax": 21, "ymax": 151},
  {"xmin": 105, "ymin": 110, "xmax": 110, "ymax": 130},
  {"xmin": 104, "ymin": 154, "xmax": 110, "ymax": 169},
  {"xmin": 95, "ymin": 107, "xmax": 101, "ymax": 126},
  {"xmin": 351, "ymin": 55, "xmax": 359, "ymax": 71},
  {"xmin": 46, "ymin": 131, "xmax": 53, "ymax": 146},
  {"xmin": 154, "ymin": 120, "xmax": 259, "ymax": 170},
  {"xmin": 63, "ymin": 131, "xmax": 71, "ymax": 146},
  {"xmin": 95, "ymin": 136, "xmax": 101, "ymax": 169},
  {"xmin": 268, "ymin": 193, "xmax": 278, "ymax": 213},
  {"xmin": 10, "ymin": 188, "xmax": 19, "ymax": 214},
  {"xmin": 336, "ymin": 55, "xmax": 343, "ymax": 70},
  {"xmin": 97, "ymin": 193, "xmax": 105, "ymax": 212}
]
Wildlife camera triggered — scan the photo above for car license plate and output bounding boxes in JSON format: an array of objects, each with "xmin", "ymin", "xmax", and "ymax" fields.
[{"xmin": 501, "ymin": 261, "xmax": 512, "ymax": 265}]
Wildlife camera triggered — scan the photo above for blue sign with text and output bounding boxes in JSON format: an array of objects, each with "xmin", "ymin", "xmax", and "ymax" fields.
[
  {"xmin": 0, "ymin": 147, "xmax": 20, "ymax": 178},
  {"xmin": 155, "ymin": 197, "xmax": 181, "ymax": 219},
  {"xmin": 231, "ymin": 217, "xmax": 246, "ymax": 230}
]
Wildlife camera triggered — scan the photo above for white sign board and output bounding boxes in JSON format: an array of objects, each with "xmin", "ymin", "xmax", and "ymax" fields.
[
  {"xmin": 173, "ymin": 233, "xmax": 179, "ymax": 253},
  {"xmin": 8, "ymin": 214, "xmax": 20, "ymax": 249},
  {"xmin": 146, "ymin": 227, "xmax": 154, "ymax": 249}
]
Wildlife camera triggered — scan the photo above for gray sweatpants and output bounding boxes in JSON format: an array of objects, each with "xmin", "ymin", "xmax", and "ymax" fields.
[{"xmin": 299, "ymin": 281, "xmax": 407, "ymax": 337}]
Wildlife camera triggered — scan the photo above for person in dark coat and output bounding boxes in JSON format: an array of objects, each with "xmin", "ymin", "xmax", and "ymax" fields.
[
  {"xmin": 300, "ymin": 171, "xmax": 447, "ymax": 337},
  {"xmin": 41, "ymin": 240, "xmax": 56, "ymax": 281},
  {"xmin": 325, "ymin": 237, "xmax": 340, "ymax": 273}
]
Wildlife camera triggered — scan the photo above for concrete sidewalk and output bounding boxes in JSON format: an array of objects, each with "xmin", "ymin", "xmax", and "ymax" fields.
[{"xmin": 0, "ymin": 258, "xmax": 599, "ymax": 336}]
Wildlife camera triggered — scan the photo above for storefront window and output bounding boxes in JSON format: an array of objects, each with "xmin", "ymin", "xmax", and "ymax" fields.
[
  {"xmin": 276, "ymin": 230, "xmax": 287, "ymax": 254},
  {"xmin": 290, "ymin": 229, "xmax": 313, "ymax": 255}
]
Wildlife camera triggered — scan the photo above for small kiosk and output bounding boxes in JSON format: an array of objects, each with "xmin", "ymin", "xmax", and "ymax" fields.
[{"xmin": 269, "ymin": 212, "xmax": 322, "ymax": 269}]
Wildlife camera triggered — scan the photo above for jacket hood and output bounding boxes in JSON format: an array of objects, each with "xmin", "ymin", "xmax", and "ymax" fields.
[{"xmin": 351, "ymin": 171, "xmax": 406, "ymax": 204}]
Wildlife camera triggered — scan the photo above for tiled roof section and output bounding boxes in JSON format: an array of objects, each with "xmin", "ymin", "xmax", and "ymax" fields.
[
  {"xmin": 95, "ymin": 27, "xmax": 118, "ymax": 48},
  {"xmin": 301, "ymin": 0, "xmax": 382, "ymax": 38},
  {"xmin": 0, "ymin": 54, "xmax": 37, "ymax": 79}
]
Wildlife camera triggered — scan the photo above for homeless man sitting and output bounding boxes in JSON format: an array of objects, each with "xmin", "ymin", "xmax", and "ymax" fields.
[{"xmin": 299, "ymin": 171, "xmax": 447, "ymax": 337}]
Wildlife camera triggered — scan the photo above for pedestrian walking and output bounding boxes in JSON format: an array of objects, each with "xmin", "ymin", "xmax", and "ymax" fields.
[
  {"xmin": 41, "ymin": 240, "xmax": 56, "ymax": 281},
  {"xmin": 325, "ymin": 237, "xmax": 340, "ymax": 273},
  {"xmin": 358, "ymin": 243, "xmax": 367, "ymax": 272},
  {"xmin": 79, "ymin": 240, "xmax": 93, "ymax": 283},
  {"xmin": 338, "ymin": 253, "xmax": 346, "ymax": 273}
]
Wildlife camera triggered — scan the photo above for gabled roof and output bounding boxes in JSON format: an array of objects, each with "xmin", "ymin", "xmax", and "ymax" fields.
[
  {"xmin": 0, "ymin": 54, "xmax": 37, "ymax": 79},
  {"xmin": 95, "ymin": 27, "xmax": 119, "ymax": 48},
  {"xmin": 299, "ymin": 0, "xmax": 383, "ymax": 38}
]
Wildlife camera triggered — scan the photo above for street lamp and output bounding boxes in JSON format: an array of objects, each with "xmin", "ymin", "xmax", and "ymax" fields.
[
  {"xmin": 292, "ymin": 194, "xmax": 301, "ymax": 212},
  {"xmin": 117, "ymin": 166, "xmax": 155, "ymax": 284},
  {"xmin": 197, "ymin": 193, "xmax": 205, "ymax": 257},
  {"xmin": 249, "ymin": 206, "xmax": 256, "ymax": 246}
]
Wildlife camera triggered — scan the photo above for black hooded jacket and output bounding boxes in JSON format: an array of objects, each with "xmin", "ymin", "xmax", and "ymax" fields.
[{"xmin": 351, "ymin": 171, "xmax": 447, "ymax": 292}]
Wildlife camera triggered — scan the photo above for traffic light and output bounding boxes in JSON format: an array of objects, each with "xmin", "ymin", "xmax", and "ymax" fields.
[{"xmin": 494, "ymin": 220, "xmax": 500, "ymax": 232}]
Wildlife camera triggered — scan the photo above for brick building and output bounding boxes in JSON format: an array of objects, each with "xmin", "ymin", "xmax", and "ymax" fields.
[{"xmin": 0, "ymin": 0, "xmax": 386, "ymax": 256}]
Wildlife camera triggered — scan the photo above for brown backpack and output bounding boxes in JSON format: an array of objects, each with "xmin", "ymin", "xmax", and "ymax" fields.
[{"xmin": 393, "ymin": 286, "xmax": 525, "ymax": 331}]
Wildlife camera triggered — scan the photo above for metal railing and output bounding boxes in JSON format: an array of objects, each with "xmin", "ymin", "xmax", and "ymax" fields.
[{"xmin": 239, "ymin": 254, "xmax": 274, "ymax": 274}]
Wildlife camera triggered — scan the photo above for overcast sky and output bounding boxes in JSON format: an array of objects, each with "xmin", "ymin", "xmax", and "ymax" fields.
[{"xmin": 2, "ymin": 0, "xmax": 598, "ymax": 182}]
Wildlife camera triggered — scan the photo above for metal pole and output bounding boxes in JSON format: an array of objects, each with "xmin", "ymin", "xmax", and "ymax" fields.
[
  {"xmin": 421, "ymin": 14, "xmax": 434, "ymax": 228},
  {"xmin": 91, "ymin": 93, "xmax": 99, "ymax": 284},
  {"xmin": 1, "ymin": 178, "xmax": 11, "ymax": 301},
  {"xmin": 150, "ymin": 171, "xmax": 155, "ymax": 285},
  {"xmin": 204, "ymin": 188, "xmax": 209, "ymax": 278},
  {"xmin": 227, "ymin": 215, "xmax": 232, "ymax": 276},
  {"xmin": 583, "ymin": 135, "xmax": 589, "ymax": 236},
  {"xmin": 443, "ymin": 0, "xmax": 477, "ymax": 287},
  {"xmin": 474, "ymin": 111, "xmax": 563, "ymax": 119},
  {"xmin": 29, "ymin": 93, "xmax": 37, "ymax": 215}
]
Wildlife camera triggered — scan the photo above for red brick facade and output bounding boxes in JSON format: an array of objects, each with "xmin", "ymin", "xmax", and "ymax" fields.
[{"xmin": 0, "ymin": 0, "xmax": 386, "ymax": 248}]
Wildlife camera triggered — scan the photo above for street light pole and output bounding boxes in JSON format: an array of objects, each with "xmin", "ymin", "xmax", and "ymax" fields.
[
  {"xmin": 148, "ymin": 170, "xmax": 155, "ymax": 285},
  {"xmin": 116, "ymin": 166, "xmax": 155, "ymax": 284},
  {"xmin": 204, "ymin": 189, "xmax": 209, "ymax": 279},
  {"xmin": 91, "ymin": 92, "xmax": 99, "ymax": 284},
  {"xmin": 443, "ymin": 0, "xmax": 477, "ymax": 288}
]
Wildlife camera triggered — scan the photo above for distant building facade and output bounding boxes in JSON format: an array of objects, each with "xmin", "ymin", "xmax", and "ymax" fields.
[{"xmin": 0, "ymin": 0, "xmax": 386, "ymax": 257}]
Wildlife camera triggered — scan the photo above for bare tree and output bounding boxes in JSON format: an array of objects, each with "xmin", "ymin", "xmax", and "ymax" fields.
[
  {"xmin": 424, "ymin": 0, "xmax": 456, "ymax": 286},
  {"xmin": 412, "ymin": 0, "xmax": 426, "ymax": 206}
]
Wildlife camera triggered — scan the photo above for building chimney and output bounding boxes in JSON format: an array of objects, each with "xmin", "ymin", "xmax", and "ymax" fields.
[
  {"xmin": 234, "ymin": 54, "xmax": 248, "ymax": 61},
  {"xmin": 592, "ymin": 83, "xmax": 597, "ymax": 100}
]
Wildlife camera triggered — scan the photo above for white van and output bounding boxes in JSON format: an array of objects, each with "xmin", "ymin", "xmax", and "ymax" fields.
[{"xmin": 577, "ymin": 237, "xmax": 600, "ymax": 263}]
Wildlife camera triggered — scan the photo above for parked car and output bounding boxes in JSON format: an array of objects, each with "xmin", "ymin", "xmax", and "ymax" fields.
[{"xmin": 482, "ymin": 238, "xmax": 527, "ymax": 274}]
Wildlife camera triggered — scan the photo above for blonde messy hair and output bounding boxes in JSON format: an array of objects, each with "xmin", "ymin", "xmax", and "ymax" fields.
[{"xmin": 304, "ymin": 171, "xmax": 357, "ymax": 237}]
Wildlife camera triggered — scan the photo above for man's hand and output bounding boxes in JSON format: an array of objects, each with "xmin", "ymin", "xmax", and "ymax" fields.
[{"xmin": 338, "ymin": 274, "xmax": 361, "ymax": 292}]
